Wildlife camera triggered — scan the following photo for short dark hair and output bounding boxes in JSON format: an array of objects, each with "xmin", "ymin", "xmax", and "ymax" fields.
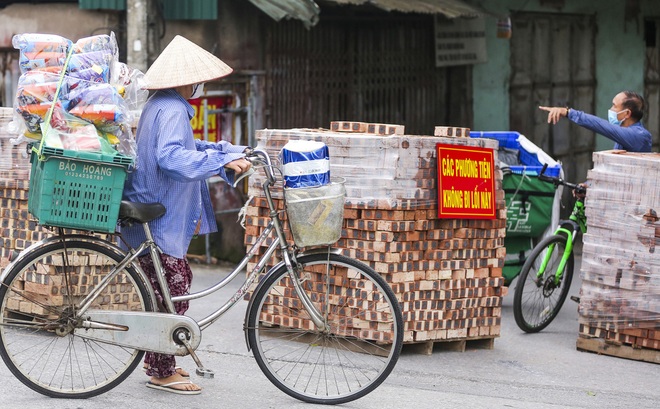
[{"xmin": 622, "ymin": 91, "xmax": 645, "ymax": 122}]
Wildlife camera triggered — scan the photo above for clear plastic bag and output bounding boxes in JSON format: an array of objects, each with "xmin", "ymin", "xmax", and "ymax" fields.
[
  {"xmin": 9, "ymin": 32, "xmax": 139, "ymax": 159},
  {"xmin": 13, "ymin": 33, "xmax": 71, "ymax": 74}
]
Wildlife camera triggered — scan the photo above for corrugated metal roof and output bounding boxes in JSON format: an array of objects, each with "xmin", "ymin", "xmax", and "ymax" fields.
[
  {"xmin": 247, "ymin": 0, "xmax": 321, "ymax": 27},
  {"xmin": 79, "ymin": 0, "xmax": 126, "ymax": 10},
  {"xmin": 250, "ymin": 0, "xmax": 487, "ymax": 27},
  {"xmin": 323, "ymin": 0, "xmax": 483, "ymax": 18},
  {"xmin": 79, "ymin": 0, "xmax": 217, "ymax": 20},
  {"xmin": 160, "ymin": 0, "xmax": 217, "ymax": 20}
]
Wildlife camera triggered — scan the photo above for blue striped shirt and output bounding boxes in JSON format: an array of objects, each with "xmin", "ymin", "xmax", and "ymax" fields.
[{"xmin": 121, "ymin": 89, "xmax": 247, "ymax": 258}]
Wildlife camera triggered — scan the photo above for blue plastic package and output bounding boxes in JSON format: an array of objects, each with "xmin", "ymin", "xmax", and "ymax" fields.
[{"xmin": 280, "ymin": 140, "xmax": 330, "ymax": 188}]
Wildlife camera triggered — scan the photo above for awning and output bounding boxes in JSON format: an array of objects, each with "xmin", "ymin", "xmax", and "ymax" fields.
[
  {"xmin": 249, "ymin": 0, "xmax": 488, "ymax": 27},
  {"xmin": 322, "ymin": 0, "xmax": 484, "ymax": 18},
  {"xmin": 247, "ymin": 0, "xmax": 321, "ymax": 27}
]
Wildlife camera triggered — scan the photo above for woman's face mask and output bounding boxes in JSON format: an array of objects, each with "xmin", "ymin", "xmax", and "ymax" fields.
[{"xmin": 190, "ymin": 83, "xmax": 205, "ymax": 99}]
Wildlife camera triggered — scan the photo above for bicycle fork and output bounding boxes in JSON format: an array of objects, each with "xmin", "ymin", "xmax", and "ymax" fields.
[{"xmin": 537, "ymin": 228, "xmax": 575, "ymax": 286}]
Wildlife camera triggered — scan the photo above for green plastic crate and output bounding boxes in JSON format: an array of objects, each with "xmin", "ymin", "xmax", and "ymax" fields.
[{"xmin": 28, "ymin": 147, "xmax": 133, "ymax": 233}]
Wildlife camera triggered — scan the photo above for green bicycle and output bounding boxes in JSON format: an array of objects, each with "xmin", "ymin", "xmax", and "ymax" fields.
[{"xmin": 513, "ymin": 165, "xmax": 587, "ymax": 333}]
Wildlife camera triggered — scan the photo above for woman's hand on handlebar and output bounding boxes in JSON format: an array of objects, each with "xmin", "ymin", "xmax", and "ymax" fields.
[{"xmin": 224, "ymin": 158, "xmax": 252, "ymax": 175}]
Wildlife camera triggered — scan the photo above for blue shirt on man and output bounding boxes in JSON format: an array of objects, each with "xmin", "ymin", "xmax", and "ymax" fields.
[
  {"xmin": 122, "ymin": 89, "xmax": 247, "ymax": 258},
  {"xmin": 567, "ymin": 109, "xmax": 652, "ymax": 152}
]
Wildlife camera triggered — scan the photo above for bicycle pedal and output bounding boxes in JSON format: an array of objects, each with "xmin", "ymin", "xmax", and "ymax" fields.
[{"xmin": 195, "ymin": 368, "xmax": 215, "ymax": 379}]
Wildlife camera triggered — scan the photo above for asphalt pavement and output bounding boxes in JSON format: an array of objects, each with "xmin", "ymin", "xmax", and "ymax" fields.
[{"xmin": 0, "ymin": 255, "xmax": 658, "ymax": 409}]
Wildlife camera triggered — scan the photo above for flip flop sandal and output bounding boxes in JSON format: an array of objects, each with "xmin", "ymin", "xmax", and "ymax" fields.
[{"xmin": 145, "ymin": 380, "xmax": 201, "ymax": 395}]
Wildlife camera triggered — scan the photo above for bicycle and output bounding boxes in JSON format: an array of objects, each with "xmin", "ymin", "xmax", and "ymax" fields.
[
  {"xmin": 512, "ymin": 164, "xmax": 587, "ymax": 333},
  {"xmin": 0, "ymin": 147, "xmax": 403, "ymax": 404}
]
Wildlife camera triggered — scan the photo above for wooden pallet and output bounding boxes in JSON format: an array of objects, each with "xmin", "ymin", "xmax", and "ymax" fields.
[
  {"xmin": 576, "ymin": 337, "xmax": 660, "ymax": 365},
  {"xmin": 404, "ymin": 337, "xmax": 496, "ymax": 355}
]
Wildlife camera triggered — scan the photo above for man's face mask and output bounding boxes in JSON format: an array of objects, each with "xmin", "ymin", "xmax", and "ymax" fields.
[
  {"xmin": 608, "ymin": 108, "xmax": 628, "ymax": 126},
  {"xmin": 191, "ymin": 83, "xmax": 205, "ymax": 99}
]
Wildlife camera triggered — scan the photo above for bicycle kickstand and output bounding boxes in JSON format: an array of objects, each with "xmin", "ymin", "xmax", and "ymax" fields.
[{"xmin": 175, "ymin": 329, "xmax": 215, "ymax": 378}]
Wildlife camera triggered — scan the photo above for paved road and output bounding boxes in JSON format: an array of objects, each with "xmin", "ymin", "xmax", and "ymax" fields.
[{"xmin": 0, "ymin": 257, "xmax": 658, "ymax": 409}]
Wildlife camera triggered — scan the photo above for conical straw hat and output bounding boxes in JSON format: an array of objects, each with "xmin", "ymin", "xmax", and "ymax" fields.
[{"xmin": 144, "ymin": 35, "xmax": 233, "ymax": 89}]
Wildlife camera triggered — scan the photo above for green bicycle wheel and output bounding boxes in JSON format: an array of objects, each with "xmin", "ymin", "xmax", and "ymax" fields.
[{"xmin": 513, "ymin": 234, "xmax": 574, "ymax": 333}]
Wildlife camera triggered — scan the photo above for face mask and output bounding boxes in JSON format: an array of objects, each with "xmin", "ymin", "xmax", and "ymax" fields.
[
  {"xmin": 608, "ymin": 109, "xmax": 627, "ymax": 126},
  {"xmin": 190, "ymin": 83, "xmax": 205, "ymax": 99}
]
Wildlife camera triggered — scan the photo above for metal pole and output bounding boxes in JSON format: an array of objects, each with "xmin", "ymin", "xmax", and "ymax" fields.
[{"xmin": 127, "ymin": 0, "xmax": 149, "ymax": 73}]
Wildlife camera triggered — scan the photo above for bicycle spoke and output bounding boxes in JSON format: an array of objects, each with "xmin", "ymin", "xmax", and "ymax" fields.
[
  {"xmin": 248, "ymin": 253, "xmax": 402, "ymax": 404},
  {"xmin": 0, "ymin": 240, "xmax": 151, "ymax": 398},
  {"xmin": 514, "ymin": 235, "xmax": 574, "ymax": 333}
]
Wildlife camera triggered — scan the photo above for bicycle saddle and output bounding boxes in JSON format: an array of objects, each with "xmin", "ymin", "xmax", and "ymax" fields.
[{"xmin": 119, "ymin": 201, "xmax": 166, "ymax": 223}]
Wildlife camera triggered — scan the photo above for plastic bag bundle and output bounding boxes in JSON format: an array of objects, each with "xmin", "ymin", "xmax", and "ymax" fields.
[
  {"xmin": 65, "ymin": 83, "xmax": 130, "ymax": 131},
  {"xmin": 42, "ymin": 104, "xmax": 106, "ymax": 152},
  {"xmin": 68, "ymin": 34, "xmax": 118, "ymax": 83},
  {"xmin": 10, "ymin": 32, "xmax": 140, "ymax": 159},
  {"xmin": 13, "ymin": 33, "xmax": 71, "ymax": 74},
  {"xmin": 14, "ymin": 71, "xmax": 68, "ymax": 134},
  {"xmin": 112, "ymin": 62, "xmax": 149, "ymax": 111}
]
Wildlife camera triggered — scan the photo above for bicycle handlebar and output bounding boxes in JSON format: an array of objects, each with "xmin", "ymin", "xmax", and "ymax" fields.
[
  {"xmin": 538, "ymin": 164, "xmax": 587, "ymax": 195},
  {"xmin": 232, "ymin": 147, "xmax": 276, "ymax": 188}
]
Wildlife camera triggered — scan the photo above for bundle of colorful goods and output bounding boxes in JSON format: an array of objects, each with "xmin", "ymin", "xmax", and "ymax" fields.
[{"xmin": 10, "ymin": 32, "xmax": 146, "ymax": 158}]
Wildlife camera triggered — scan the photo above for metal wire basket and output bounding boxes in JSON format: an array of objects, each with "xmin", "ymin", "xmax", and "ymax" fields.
[{"xmin": 284, "ymin": 178, "xmax": 346, "ymax": 247}]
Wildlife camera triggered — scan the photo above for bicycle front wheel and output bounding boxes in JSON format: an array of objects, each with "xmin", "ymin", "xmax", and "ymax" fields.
[
  {"xmin": 0, "ymin": 239, "xmax": 153, "ymax": 398},
  {"xmin": 513, "ymin": 234, "xmax": 574, "ymax": 333},
  {"xmin": 247, "ymin": 252, "xmax": 403, "ymax": 405}
]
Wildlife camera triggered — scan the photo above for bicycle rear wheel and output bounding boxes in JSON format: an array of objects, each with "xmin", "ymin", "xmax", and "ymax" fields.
[
  {"xmin": 0, "ymin": 239, "xmax": 153, "ymax": 398},
  {"xmin": 247, "ymin": 252, "xmax": 403, "ymax": 405},
  {"xmin": 513, "ymin": 234, "xmax": 574, "ymax": 333}
]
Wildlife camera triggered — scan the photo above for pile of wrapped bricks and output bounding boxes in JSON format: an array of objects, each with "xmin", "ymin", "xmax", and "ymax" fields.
[
  {"xmin": 578, "ymin": 151, "xmax": 660, "ymax": 364},
  {"xmin": 0, "ymin": 108, "xmax": 41, "ymax": 268},
  {"xmin": 244, "ymin": 123, "xmax": 507, "ymax": 349}
]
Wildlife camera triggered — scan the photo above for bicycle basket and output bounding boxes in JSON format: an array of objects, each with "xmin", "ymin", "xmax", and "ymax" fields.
[{"xmin": 284, "ymin": 178, "xmax": 346, "ymax": 247}]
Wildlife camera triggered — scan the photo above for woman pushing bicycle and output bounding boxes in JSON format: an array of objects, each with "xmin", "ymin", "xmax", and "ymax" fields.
[{"xmin": 121, "ymin": 35, "xmax": 252, "ymax": 395}]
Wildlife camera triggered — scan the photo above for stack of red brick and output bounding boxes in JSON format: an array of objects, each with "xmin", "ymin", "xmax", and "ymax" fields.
[
  {"xmin": 0, "ymin": 108, "xmax": 44, "ymax": 269},
  {"xmin": 578, "ymin": 150, "xmax": 660, "ymax": 364},
  {"xmin": 244, "ymin": 123, "xmax": 507, "ymax": 347}
]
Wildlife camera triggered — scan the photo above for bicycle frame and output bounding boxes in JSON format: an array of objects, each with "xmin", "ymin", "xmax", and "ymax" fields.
[
  {"xmin": 535, "ymin": 195, "xmax": 587, "ymax": 285},
  {"xmin": 1, "ymin": 148, "xmax": 331, "ymax": 355}
]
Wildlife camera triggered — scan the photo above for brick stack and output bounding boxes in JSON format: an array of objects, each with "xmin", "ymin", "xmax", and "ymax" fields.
[
  {"xmin": 578, "ymin": 151, "xmax": 660, "ymax": 364},
  {"xmin": 0, "ymin": 107, "xmax": 41, "ymax": 268},
  {"xmin": 244, "ymin": 124, "xmax": 507, "ymax": 349}
]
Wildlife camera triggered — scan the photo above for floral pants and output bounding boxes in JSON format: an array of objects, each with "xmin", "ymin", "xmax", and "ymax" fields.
[{"xmin": 138, "ymin": 253, "xmax": 193, "ymax": 378}]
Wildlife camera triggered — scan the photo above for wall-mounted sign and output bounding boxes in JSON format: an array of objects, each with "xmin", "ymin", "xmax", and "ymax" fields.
[
  {"xmin": 436, "ymin": 143, "xmax": 496, "ymax": 219},
  {"xmin": 189, "ymin": 95, "xmax": 233, "ymax": 142},
  {"xmin": 434, "ymin": 16, "xmax": 487, "ymax": 67}
]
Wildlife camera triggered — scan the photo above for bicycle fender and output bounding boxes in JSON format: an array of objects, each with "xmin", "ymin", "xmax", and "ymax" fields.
[
  {"xmin": 0, "ymin": 234, "xmax": 158, "ymax": 312},
  {"xmin": 1, "ymin": 234, "xmax": 91, "ymax": 283}
]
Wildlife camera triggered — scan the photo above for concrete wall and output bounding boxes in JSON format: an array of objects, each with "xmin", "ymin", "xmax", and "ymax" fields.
[
  {"xmin": 469, "ymin": 0, "xmax": 660, "ymax": 150},
  {"xmin": 0, "ymin": 3, "xmax": 118, "ymax": 48}
]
